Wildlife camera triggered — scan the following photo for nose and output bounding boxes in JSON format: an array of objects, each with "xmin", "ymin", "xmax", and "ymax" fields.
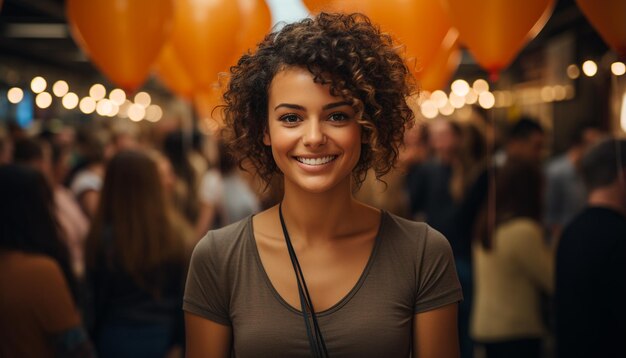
[{"xmin": 302, "ymin": 119, "xmax": 326, "ymax": 148}]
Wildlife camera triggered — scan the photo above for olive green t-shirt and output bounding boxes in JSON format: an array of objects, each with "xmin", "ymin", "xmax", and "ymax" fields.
[{"xmin": 183, "ymin": 211, "xmax": 462, "ymax": 357}]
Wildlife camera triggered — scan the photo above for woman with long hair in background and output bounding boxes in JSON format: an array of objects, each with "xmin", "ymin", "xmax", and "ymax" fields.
[
  {"xmin": 86, "ymin": 149, "xmax": 190, "ymax": 358},
  {"xmin": 0, "ymin": 164, "xmax": 95, "ymax": 357}
]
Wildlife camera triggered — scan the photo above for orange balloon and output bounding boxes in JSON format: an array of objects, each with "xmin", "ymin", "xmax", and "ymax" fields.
[
  {"xmin": 443, "ymin": 0, "xmax": 554, "ymax": 78},
  {"xmin": 301, "ymin": 0, "xmax": 454, "ymax": 74},
  {"xmin": 66, "ymin": 0, "xmax": 173, "ymax": 92},
  {"xmin": 232, "ymin": 0, "xmax": 272, "ymax": 62},
  {"xmin": 417, "ymin": 37, "xmax": 461, "ymax": 92},
  {"xmin": 302, "ymin": 0, "xmax": 334, "ymax": 13},
  {"xmin": 195, "ymin": 84, "xmax": 225, "ymax": 121},
  {"xmin": 171, "ymin": 0, "xmax": 241, "ymax": 91},
  {"xmin": 576, "ymin": 0, "xmax": 626, "ymax": 58},
  {"xmin": 154, "ymin": 43, "xmax": 194, "ymax": 100}
]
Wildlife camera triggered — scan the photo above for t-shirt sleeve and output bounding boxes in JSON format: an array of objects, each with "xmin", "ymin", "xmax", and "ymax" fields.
[
  {"xmin": 414, "ymin": 226, "xmax": 463, "ymax": 313},
  {"xmin": 183, "ymin": 232, "xmax": 232, "ymax": 326},
  {"xmin": 32, "ymin": 258, "xmax": 82, "ymax": 333}
]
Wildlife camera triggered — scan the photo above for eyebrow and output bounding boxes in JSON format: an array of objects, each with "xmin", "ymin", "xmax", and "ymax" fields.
[{"xmin": 273, "ymin": 101, "xmax": 352, "ymax": 111}]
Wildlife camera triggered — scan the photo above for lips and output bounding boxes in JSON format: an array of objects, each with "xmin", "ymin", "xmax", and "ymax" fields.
[{"xmin": 294, "ymin": 155, "xmax": 337, "ymax": 166}]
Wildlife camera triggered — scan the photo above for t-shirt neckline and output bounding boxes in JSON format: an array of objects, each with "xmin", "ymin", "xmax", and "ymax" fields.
[{"xmin": 248, "ymin": 210, "xmax": 387, "ymax": 317}]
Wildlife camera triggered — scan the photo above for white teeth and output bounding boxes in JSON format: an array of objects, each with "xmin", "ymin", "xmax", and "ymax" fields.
[{"xmin": 296, "ymin": 156, "xmax": 336, "ymax": 165}]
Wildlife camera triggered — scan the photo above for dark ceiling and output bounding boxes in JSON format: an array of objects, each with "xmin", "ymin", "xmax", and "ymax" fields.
[{"xmin": 0, "ymin": 0, "xmax": 611, "ymax": 88}]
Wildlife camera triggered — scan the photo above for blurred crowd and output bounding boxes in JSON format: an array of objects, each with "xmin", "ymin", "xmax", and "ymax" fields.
[{"xmin": 0, "ymin": 104, "xmax": 625, "ymax": 358}]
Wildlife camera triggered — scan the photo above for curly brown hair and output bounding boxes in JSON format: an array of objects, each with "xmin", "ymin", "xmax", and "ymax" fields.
[{"xmin": 223, "ymin": 12, "xmax": 416, "ymax": 187}]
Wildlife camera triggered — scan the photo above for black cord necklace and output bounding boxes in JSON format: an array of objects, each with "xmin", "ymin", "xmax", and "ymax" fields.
[{"xmin": 279, "ymin": 203, "xmax": 329, "ymax": 358}]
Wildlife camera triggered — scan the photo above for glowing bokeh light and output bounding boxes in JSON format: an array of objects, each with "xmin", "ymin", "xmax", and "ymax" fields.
[
  {"xmin": 478, "ymin": 91, "xmax": 495, "ymax": 109},
  {"xmin": 611, "ymin": 62, "xmax": 626, "ymax": 76},
  {"xmin": 465, "ymin": 89, "xmax": 478, "ymax": 104},
  {"xmin": 420, "ymin": 100, "xmax": 438, "ymax": 119},
  {"xmin": 109, "ymin": 88, "xmax": 126, "ymax": 105},
  {"xmin": 128, "ymin": 104, "xmax": 146, "ymax": 121},
  {"xmin": 134, "ymin": 92, "xmax": 151, "ymax": 108},
  {"xmin": 62, "ymin": 92, "xmax": 79, "ymax": 109},
  {"xmin": 89, "ymin": 84, "xmax": 106, "ymax": 101},
  {"xmin": 31, "ymin": 76, "xmax": 47, "ymax": 93},
  {"xmin": 582, "ymin": 60, "xmax": 598, "ymax": 77},
  {"xmin": 52, "ymin": 80, "xmax": 69, "ymax": 97},
  {"xmin": 7, "ymin": 87, "xmax": 24, "ymax": 104},
  {"xmin": 79, "ymin": 97, "xmax": 97, "ymax": 114},
  {"xmin": 567, "ymin": 64, "xmax": 580, "ymax": 79},
  {"xmin": 35, "ymin": 92, "xmax": 53, "ymax": 109},
  {"xmin": 451, "ymin": 79, "xmax": 470, "ymax": 97},
  {"xmin": 145, "ymin": 104, "xmax": 163, "ymax": 122},
  {"xmin": 449, "ymin": 92, "xmax": 465, "ymax": 108},
  {"xmin": 473, "ymin": 79, "xmax": 489, "ymax": 94},
  {"xmin": 96, "ymin": 99, "xmax": 113, "ymax": 116},
  {"xmin": 430, "ymin": 90, "xmax": 448, "ymax": 108}
]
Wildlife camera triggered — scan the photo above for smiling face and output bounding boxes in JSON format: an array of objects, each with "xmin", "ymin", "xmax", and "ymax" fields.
[{"xmin": 264, "ymin": 67, "xmax": 362, "ymax": 194}]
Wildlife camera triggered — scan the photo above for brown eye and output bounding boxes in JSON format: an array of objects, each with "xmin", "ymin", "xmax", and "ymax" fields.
[
  {"xmin": 328, "ymin": 112, "xmax": 349, "ymax": 122},
  {"xmin": 279, "ymin": 114, "xmax": 300, "ymax": 123}
]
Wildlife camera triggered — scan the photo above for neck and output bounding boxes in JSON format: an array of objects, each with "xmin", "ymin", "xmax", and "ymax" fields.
[
  {"xmin": 280, "ymin": 178, "xmax": 359, "ymax": 244},
  {"xmin": 588, "ymin": 186, "xmax": 626, "ymax": 216}
]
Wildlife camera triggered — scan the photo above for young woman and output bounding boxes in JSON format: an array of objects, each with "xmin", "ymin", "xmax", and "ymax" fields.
[
  {"xmin": 0, "ymin": 165, "xmax": 95, "ymax": 357},
  {"xmin": 471, "ymin": 160, "xmax": 553, "ymax": 358},
  {"xmin": 184, "ymin": 13, "xmax": 462, "ymax": 357},
  {"xmin": 85, "ymin": 150, "xmax": 190, "ymax": 358}
]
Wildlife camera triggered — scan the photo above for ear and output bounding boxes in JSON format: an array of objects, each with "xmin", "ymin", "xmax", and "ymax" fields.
[{"xmin": 263, "ymin": 129, "xmax": 271, "ymax": 146}]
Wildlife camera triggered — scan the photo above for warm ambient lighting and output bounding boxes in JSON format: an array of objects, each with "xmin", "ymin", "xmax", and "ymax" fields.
[
  {"xmin": 89, "ymin": 84, "xmax": 106, "ymax": 101},
  {"xmin": 465, "ymin": 89, "xmax": 478, "ymax": 104},
  {"xmin": 145, "ymin": 104, "xmax": 163, "ymax": 122},
  {"xmin": 62, "ymin": 92, "xmax": 79, "ymax": 109},
  {"xmin": 430, "ymin": 90, "xmax": 448, "ymax": 108},
  {"xmin": 420, "ymin": 99, "xmax": 438, "ymax": 119},
  {"xmin": 7, "ymin": 87, "xmax": 24, "ymax": 104},
  {"xmin": 31, "ymin": 76, "xmax": 47, "ymax": 93},
  {"xmin": 582, "ymin": 60, "xmax": 598, "ymax": 77},
  {"xmin": 451, "ymin": 79, "xmax": 470, "ymax": 97},
  {"xmin": 35, "ymin": 92, "xmax": 52, "ymax": 109},
  {"xmin": 611, "ymin": 62, "xmax": 626, "ymax": 76},
  {"xmin": 52, "ymin": 80, "xmax": 69, "ymax": 97},
  {"xmin": 128, "ymin": 103, "xmax": 146, "ymax": 121},
  {"xmin": 567, "ymin": 64, "xmax": 580, "ymax": 79},
  {"xmin": 134, "ymin": 92, "xmax": 151, "ymax": 108},
  {"xmin": 473, "ymin": 79, "xmax": 489, "ymax": 94},
  {"xmin": 79, "ymin": 97, "xmax": 96, "ymax": 114},
  {"xmin": 478, "ymin": 91, "xmax": 495, "ymax": 109},
  {"xmin": 109, "ymin": 88, "xmax": 126, "ymax": 105}
]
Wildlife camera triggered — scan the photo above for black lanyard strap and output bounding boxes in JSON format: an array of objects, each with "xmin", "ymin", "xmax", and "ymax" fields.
[{"xmin": 279, "ymin": 203, "xmax": 329, "ymax": 358}]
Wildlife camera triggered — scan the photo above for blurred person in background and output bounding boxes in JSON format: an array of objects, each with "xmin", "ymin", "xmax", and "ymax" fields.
[
  {"xmin": 68, "ymin": 129, "xmax": 108, "ymax": 219},
  {"xmin": 85, "ymin": 149, "xmax": 191, "ymax": 358},
  {"xmin": 356, "ymin": 122, "xmax": 429, "ymax": 218},
  {"xmin": 544, "ymin": 124, "xmax": 604, "ymax": 241},
  {"xmin": 471, "ymin": 159, "xmax": 554, "ymax": 358},
  {"xmin": 495, "ymin": 117, "xmax": 545, "ymax": 166},
  {"xmin": 555, "ymin": 138, "xmax": 626, "ymax": 358},
  {"xmin": 197, "ymin": 141, "xmax": 261, "ymax": 236},
  {"xmin": 12, "ymin": 137, "xmax": 89, "ymax": 279},
  {"xmin": 163, "ymin": 130, "xmax": 202, "ymax": 229},
  {"xmin": 0, "ymin": 165, "xmax": 95, "ymax": 357}
]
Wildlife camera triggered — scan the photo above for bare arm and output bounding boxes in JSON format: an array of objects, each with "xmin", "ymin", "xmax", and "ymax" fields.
[
  {"xmin": 185, "ymin": 312, "xmax": 232, "ymax": 358},
  {"xmin": 413, "ymin": 303, "xmax": 459, "ymax": 358}
]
